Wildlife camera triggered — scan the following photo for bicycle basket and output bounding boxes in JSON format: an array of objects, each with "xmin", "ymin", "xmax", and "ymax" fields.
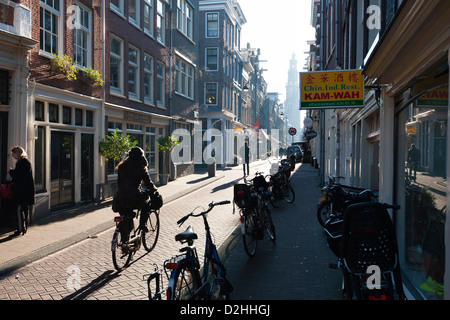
[
  {"xmin": 234, "ymin": 184, "xmax": 256, "ymax": 208},
  {"xmin": 252, "ymin": 175, "xmax": 268, "ymax": 190},
  {"xmin": 341, "ymin": 202, "xmax": 398, "ymax": 274}
]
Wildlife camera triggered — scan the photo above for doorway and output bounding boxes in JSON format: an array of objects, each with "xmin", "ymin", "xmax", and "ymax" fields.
[
  {"xmin": 81, "ymin": 133, "xmax": 94, "ymax": 202},
  {"xmin": 51, "ymin": 131, "xmax": 74, "ymax": 209}
]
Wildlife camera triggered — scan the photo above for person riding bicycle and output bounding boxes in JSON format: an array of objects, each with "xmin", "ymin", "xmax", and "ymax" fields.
[{"xmin": 115, "ymin": 147, "xmax": 158, "ymax": 242}]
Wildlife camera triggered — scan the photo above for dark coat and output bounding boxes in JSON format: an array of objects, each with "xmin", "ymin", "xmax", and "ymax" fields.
[
  {"xmin": 10, "ymin": 157, "xmax": 35, "ymax": 205},
  {"xmin": 116, "ymin": 157, "xmax": 156, "ymax": 210}
]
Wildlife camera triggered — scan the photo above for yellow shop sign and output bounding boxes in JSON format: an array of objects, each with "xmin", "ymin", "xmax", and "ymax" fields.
[{"xmin": 300, "ymin": 69, "xmax": 365, "ymax": 110}]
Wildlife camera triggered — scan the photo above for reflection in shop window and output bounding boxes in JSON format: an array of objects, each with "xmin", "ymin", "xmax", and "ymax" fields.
[{"xmin": 397, "ymin": 62, "xmax": 448, "ymax": 299}]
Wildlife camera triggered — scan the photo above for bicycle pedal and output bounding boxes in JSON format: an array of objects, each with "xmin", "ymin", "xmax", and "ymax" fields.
[{"xmin": 329, "ymin": 263, "xmax": 338, "ymax": 269}]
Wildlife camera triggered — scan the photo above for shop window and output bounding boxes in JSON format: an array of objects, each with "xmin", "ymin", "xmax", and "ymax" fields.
[
  {"xmin": 75, "ymin": 108, "xmax": 83, "ymax": 126},
  {"xmin": 395, "ymin": 61, "xmax": 448, "ymax": 299},
  {"xmin": 35, "ymin": 100, "xmax": 45, "ymax": 121},
  {"xmin": 0, "ymin": 70, "xmax": 8, "ymax": 105},
  {"xmin": 49, "ymin": 103, "xmax": 59, "ymax": 122},
  {"xmin": 34, "ymin": 126, "xmax": 46, "ymax": 193},
  {"xmin": 86, "ymin": 110, "xmax": 93, "ymax": 127},
  {"xmin": 63, "ymin": 106, "xmax": 72, "ymax": 124}
]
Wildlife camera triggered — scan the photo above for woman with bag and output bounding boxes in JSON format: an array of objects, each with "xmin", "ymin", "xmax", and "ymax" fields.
[{"xmin": 9, "ymin": 146, "xmax": 35, "ymax": 236}]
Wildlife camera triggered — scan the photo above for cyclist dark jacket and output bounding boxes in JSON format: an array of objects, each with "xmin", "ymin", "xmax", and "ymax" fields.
[{"xmin": 115, "ymin": 147, "xmax": 157, "ymax": 211}]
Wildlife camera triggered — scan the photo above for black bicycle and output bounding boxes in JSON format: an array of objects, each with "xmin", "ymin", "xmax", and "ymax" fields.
[
  {"xmin": 234, "ymin": 173, "xmax": 276, "ymax": 257},
  {"xmin": 325, "ymin": 202, "xmax": 405, "ymax": 300},
  {"xmin": 111, "ymin": 207, "xmax": 160, "ymax": 271},
  {"xmin": 147, "ymin": 201, "xmax": 233, "ymax": 300}
]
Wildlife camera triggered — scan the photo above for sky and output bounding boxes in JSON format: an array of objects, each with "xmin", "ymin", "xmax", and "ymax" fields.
[{"xmin": 238, "ymin": 0, "xmax": 316, "ymax": 100}]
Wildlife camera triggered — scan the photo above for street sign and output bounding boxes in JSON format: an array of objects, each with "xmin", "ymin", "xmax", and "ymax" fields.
[
  {"xmin": 289, "ymin": 127, "xmax": 297, "ymax": 136},
  {"xmin": 305, "ymin": 130, "xmax": 318, "ymax": 140}
]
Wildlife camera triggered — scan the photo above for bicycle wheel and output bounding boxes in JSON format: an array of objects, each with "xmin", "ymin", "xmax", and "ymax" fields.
[
  {"xmin": 169, "ymin": 259, "xmax": 201, "ymax": 300},
  {"xmin": 316, "ymin": 201, "xmax": 332, "ymax": 227},
  {"xmin": 242, "ymin": 211, "xmax": 259, "ymax": 258},
  {"xmin": 262, "ymin": 206, "xmax": 276, "ymax": 241},
  {"xmin": 111, "ymin": 230, "xmax": 133, "ymax": 271},
  {"xmin": 269, "ymin": 186, "xmax": 280, "ymax": 208},
  {"xmin": 142, "ymin": 210, "xmax": 160, "ymax": 252},
  {"xmin": 283, "ymin": 183, "xmax": 295, "ymax": 203}
]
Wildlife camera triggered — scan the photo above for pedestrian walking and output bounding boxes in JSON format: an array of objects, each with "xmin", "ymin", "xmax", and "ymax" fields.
[
  {"xmin": 9, "ymin": 146, "xmax": 35, "ymax": 236},
  {"xmin": 407, "ymin": 143, "xmax": 421, "ymax": 179},
  {"xmin": 241, "ymin": 141, "xmax": 250, "ymax": 176}
]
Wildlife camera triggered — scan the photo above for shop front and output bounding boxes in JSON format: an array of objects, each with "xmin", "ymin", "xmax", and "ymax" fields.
[{"xmin": 363, "ymin": 0, "xmax": 450, "ymax": 299}]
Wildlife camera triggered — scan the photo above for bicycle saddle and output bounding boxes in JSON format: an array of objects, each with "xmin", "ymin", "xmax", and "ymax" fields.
[{"xmin": 175, "ymin": 225, "xmax": 198, "ymax": 243}]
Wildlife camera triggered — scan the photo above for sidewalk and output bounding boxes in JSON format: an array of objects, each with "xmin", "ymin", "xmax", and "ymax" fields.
[{"xmin": 0, "ymin": 159, "xmax": 270, "ymax": 277}]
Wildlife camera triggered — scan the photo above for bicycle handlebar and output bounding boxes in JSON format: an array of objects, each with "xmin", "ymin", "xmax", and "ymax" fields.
[{"xmin": 177, "ymin": 200, "xmax": 231, "ymax": 226}]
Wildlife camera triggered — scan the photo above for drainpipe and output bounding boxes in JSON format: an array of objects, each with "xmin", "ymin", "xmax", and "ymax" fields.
[{"xmin": 319, "ymin": 0, "xmax": 325, "ymax": 185}]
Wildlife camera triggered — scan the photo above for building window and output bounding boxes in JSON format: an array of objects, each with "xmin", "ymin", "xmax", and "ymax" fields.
[
  {"xmin": 0, "ymin": 70, "xmax": 8, "ymax": 105},
  {"xmin": 144, "ymin": 54, "xmax": 154, "ymax": 105},
  {"xmin": 144, "ymin": 0, "xmax": 154, "ymax": 37},
  {"xmin": 177, "ymin": 0, "xmax": 193, "ymax": 40},
  {"xmin": 75, "ymin": 108, "xmax": 83, "ymax": 126},
  {"xmin": 63, "ymin": 106, "xmax": 72, "ymax": 124},
  {"xmin": 156, "ymin": 62, "xmax": 165, "ymax": 108},
  {"xmin": 128, "ymin": 46, "xmax": 140, "ymax": 99},
  {"xmin": 175, "ymin": 56, "xmax": 194, "ymax": 99},
  {"xmin": 128, "ymin": 0, "xmax": 139, "ymax": 27},
  {"xmin": 206, "ymin": 48, "xmax": 218, "ymax": 71},
  {"xmin": 40, "ymin": 0, "xmax": 61, "ymax": 55},
  {"xmin": 205, "ymin": 82, "xmax": 218, "ymax": 105},
  {"xmin": 35, "ymin": 100, "xmax": 45, "ymax": 121},
  {"xmin": 86, "ymin": 110, "xmax": 93, "ymax": 127},
  {"xmin": 156, "ymin": 0, "xmax": 165, "ymax": 44},
  {"xmin": 110, "ymin": 35, "xmax": 123, "ymax": 95},
  {"xmin": 206, "ymin": 12, "xmax": 218, "ymax": 38},
  {"xmin": 49, "ymin": 103, "xmax": 59, "ymax": 123},
  {"xmin": 73, "ymin": 3, "xmax": 91, "ymax": 68},
  {"xmin": 110, "ymin": 0, "xmax": 124, "ymax": 15}
]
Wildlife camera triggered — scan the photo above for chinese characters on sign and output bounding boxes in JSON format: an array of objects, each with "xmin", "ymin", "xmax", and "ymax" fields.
[{"xmin": 299, "ymin": 70, "xmax": 365, "ymax": 110}]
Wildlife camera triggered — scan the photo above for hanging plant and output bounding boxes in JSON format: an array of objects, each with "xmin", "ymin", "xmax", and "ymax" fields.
[
  {"xmin": 82, "ymin": 66, "xmax": 104, "ymax": 86},
  {"xmin": 50, "ymin": 54, "xmax": 78, "ymax": 80}
]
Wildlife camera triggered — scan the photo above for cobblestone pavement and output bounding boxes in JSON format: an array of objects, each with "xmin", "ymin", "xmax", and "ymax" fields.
[{"xmin": 0, "ymin": 160, "xmax": 342, "ymax": 300}]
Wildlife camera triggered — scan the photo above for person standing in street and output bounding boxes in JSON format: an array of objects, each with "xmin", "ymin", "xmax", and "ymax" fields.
[
  {"xmin": 241, "ymin": 141, "xmax": 250, "ymax": 176},
  {"xmin": 407, "ymin": 143, "xmax": 421, "ymax": 180},
  {"xmin": 9, "ymin": 146, "xmax": 35, "ymax": 236}
]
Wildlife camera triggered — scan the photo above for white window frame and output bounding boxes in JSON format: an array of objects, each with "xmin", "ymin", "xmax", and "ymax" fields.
[
  {"xmin": 128, "ymin": 0, "xmax": 140, "ymax": 28},
  {"xmin": 205, "ymin": 82, "xmax": 218, "ymax": 106},
  {"xmin": 144, "ymin": 0, "xmax": 154, "ymax": 37},
  {"xmin": 177, "ymin": 0, "xmax": 193, "ymax": 41},
  {"xmin": 156, "ymin": 62, "xmax": 165, "ymax": 108},
  {"xmin": 156, "ymin": 0, "xmax": 165, "ymax": 45},
  {"xmin": 145, "ymin": 126, "xmax": 157, "ymax": 171},
  {"xmin": 110, "ymin": 0, "xmax": 124, "ymax": 16},
  {"xmin": 73, "ymin": 2, "xmax": 92, "ymax": 68},
  {"xmin": 128, "ymin": 45, "xmax": 140, "ymax": 100},
  {"xmin": 206, "ymin": 12, "xmax": 219, "ymax": 38},
  {"xmin": 175, "ymin": 56, "xmax": 194, "ymax": 100},
  {"xmin": 205, "ymin": 47, "xmax": 219, "ymax": 71},
  {"xmin": 143, "ymin": 53, "xmax": 154, "ymax": 105},
  {"xmin": 110, "ymin": 34, "xmax": 124, "ymax": 96},
  {"xmin": 39, "ymin": 0, "xmax": 63, "ymax": 57}
]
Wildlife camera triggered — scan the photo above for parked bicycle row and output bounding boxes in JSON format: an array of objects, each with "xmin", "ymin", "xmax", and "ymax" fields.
[
  {"xmin": 138, "ymin": 156, "xmax": 297, "ymax": 300},
  {"xmin": 317, "ymin": 174, "xmax": 406, "ymax": 300}
]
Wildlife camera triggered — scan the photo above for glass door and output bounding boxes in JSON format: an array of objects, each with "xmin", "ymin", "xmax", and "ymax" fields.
[{"xmin": 51, "ymin": 131, "xmax": 74, "ymax": 209}]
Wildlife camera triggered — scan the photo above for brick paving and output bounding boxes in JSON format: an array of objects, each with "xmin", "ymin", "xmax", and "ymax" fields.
[{"xmin": 0, "ymin": 160, "xmax": 342, "ymax": 300}]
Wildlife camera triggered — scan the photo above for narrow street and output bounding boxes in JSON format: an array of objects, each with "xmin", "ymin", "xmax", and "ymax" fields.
[{"xmin": 0, "ymin": 161, "xmax": 342, "ymax": 300}]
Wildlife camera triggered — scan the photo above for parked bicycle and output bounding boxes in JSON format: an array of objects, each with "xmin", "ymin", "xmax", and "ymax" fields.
[
  {"xmin": 234, "ymin": 172, "xmax": 276, "ymax": 258},
  {"xmin": 317, "ymin": 174, "xmax": 377, "ymax": 227},
  {"xmin": 147, "ymin": 200, "xmax": 233, "ymax": 300},
  {"xmin": 111, "ymin": 206, "xmax": 160, "ymax": 271},
  {"xmin": 324, "ymin": 202, "xmax": 405, "ymax": 300},
  {"xmin": 267, "ymin": 167, "xmax": 295, "ymax": 208}
]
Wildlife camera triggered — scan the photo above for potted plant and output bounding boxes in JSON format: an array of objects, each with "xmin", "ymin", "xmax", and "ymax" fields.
[
  {"xmin": 157, "ymin": 135, "xmax": 179, "ymax": 185},
  {"xmin": 50, "ymin": 54, "xmax": 78, "ymax": 80},
  {"xmin": 207, "ymin": 157, "xmax": 216, "ymax": 177},
  {"xmin": 82, "ymin": 66, "xmax": 104, "ymax": 86}
]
